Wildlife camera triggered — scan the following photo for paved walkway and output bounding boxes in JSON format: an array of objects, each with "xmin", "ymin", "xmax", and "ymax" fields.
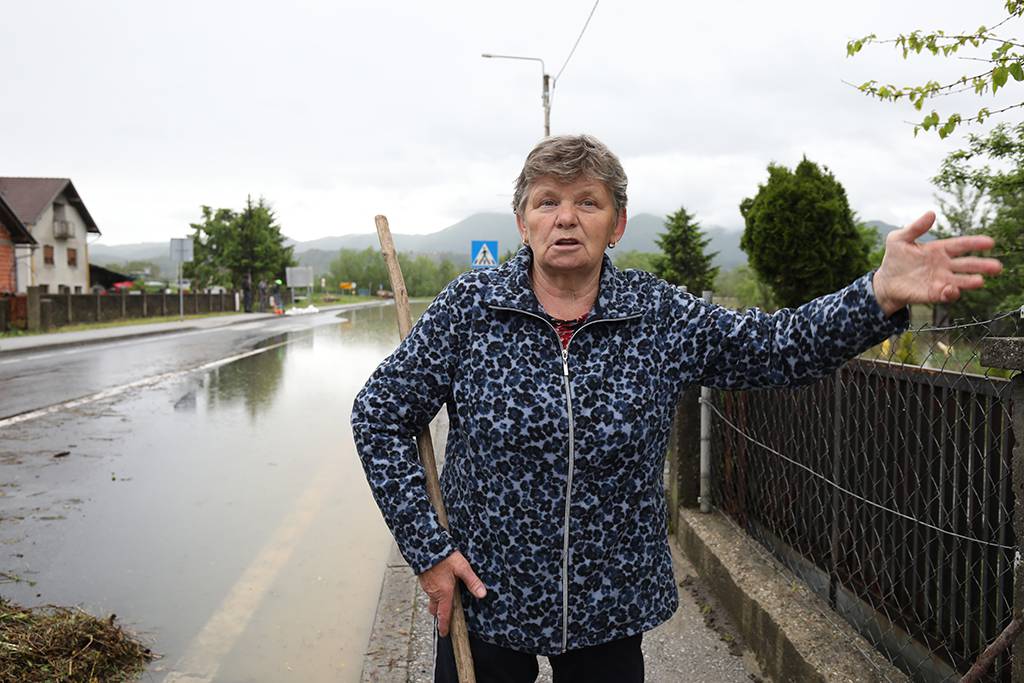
[{"xmin": 0, "ymin": 301, "xmax": 388, "ymax": 355}]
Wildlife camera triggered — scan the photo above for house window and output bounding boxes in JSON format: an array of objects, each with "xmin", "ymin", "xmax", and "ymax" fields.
[
  {"xmin": 43, "ymin": 244, "xmax": 54, "ymax": 265},
  {"xmin": 58, "ymin": 285, "xmax": 70, "ymax": 294},
  {"xmin": 74, "ymin": 286, "xmax": 82, "ymax": 294},
  {"xmin": 67, "ymin": 248, "xmax": 77, "ymax": 267}
]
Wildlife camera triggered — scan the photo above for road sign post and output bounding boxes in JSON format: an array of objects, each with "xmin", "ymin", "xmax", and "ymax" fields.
[
  {"xmin": 286, "ymin": 266, "xmax": 314, "ymax": 304},
  {"xmin": 169, "ymin": 238, "xmax": 194, "ymax": 321}
]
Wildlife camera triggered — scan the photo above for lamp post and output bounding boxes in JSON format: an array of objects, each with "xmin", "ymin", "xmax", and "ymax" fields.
[{"xmin": 481, "ymin": 53, "xmax": 551, "ymax": 136}]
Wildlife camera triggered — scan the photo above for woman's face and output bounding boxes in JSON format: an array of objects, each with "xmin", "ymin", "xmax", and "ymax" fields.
[{"xmin": 516, "ymin": 175, "xmax": 627, "ymax": 276}]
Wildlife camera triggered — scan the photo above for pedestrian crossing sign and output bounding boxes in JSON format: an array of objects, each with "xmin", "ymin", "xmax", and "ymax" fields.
[{"xmin": 471, "ymin": 240, "xmax": 499, "ymax": 269}]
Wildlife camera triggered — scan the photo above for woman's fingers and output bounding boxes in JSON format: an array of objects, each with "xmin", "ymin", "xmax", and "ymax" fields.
[
  {"xmin": 940, "ymin": 235, "xmax": 997, "ymax": 257},
  {"xmin": 437, "ymin": 594, "xmax": 454, "ymax": 637},
  {"xmin": 453, "ymin": 561, "xmax": 488, "ymax": 599},
  {"xmin": 951, "ymin": 273, "xmax": 986, "ymax": 291},
  {"xmin": 949, "ymin": 255, "xmax": 1003, "ymax": 275},
  {"xmin": 418, "ymin": 550, "xmax": 487, "ymax": 638},
  {"xmin": 893, "ymin": 211, "xmax": 937, "ymax": 242}
]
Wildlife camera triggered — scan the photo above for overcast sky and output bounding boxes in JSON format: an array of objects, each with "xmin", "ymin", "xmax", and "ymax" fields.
[{"xmin": 2, "ymin": 1, "xmax": 1018, "ymax": 245}]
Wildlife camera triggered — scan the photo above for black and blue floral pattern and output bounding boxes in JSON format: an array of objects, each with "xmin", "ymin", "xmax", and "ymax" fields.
[{"xmin": 352, "ymin": 246, "xmax": 907, "ymax": 656}]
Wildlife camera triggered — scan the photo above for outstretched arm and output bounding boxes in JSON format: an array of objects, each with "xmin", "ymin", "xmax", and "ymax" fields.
[{"xmin": 872, "ymin": 211, "xmax": 1003, "ymax": 316}]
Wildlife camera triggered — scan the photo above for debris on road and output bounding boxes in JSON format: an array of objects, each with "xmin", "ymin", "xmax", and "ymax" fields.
[
  {"xmin": 285, "ymin": 305, "xmax": 320, "ymax": 316},
  {"xmin": 52, "ymin": 451, "xmax": 70, "ymax": 459},
  {"xmin": 0, "ymin": 597, "xmax": 156, "ymax": 682}
]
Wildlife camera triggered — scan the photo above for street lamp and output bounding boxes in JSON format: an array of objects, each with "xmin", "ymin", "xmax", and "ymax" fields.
[{"xmin": 481, "ymin": 53, "xmax": 551, "ymax": 136}]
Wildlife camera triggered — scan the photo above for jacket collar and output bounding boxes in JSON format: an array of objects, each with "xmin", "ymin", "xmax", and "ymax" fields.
[{"xmin": 485, "ymin": 245, "xmax": 644, "ymax": 319}]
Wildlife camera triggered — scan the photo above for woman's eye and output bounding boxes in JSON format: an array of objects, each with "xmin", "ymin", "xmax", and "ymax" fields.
[
  {"xmin": 580, "ymin": 199, "xmax": 596, "ymax": 207},
  {"xmin": 540, "ymin": 199, "xmax": 557, "ymax": 207}
]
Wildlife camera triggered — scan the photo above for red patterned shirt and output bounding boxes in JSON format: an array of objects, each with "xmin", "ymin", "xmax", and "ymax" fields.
[{"xmin": 550, "ymin": 312, "xmax": 589, "ymax": 349}]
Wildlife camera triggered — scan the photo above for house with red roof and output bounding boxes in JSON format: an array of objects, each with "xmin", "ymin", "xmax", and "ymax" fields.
[
  {"xmin": 0, "ymin": 192, "xmax": 37, "ymax": 294},
  {"xmin": 0, "ymin": 178, "xmax": 101, "ymax": 294}
]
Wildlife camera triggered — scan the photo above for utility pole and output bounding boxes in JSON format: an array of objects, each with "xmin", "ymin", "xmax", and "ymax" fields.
[
  {"xmin": 482, "ymin": 54, "xmax": 551, "ymax": 137},
  {"xmin": 542, "ymin": 73, "xmax": 551, "ymax": 136},
  {"xmin": 483, "ymin": 1, "xmax": 600, "ymax": 138}
]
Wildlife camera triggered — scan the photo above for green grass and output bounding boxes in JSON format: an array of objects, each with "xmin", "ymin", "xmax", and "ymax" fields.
[{"xmin": 862, "ymin": 331, "xmax": 1017, "ymax": 379}]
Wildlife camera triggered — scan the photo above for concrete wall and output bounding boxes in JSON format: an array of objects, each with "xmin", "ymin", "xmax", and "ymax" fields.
[{"xmin": 23, "ymin": 194, "xmax": 91, "ymax": 294}]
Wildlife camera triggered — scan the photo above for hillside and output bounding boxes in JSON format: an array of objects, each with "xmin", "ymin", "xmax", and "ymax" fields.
[
  {"xmin": 89, "ymin": 213, "xmax": 908, "ymax": 276},
  {"xmin": 90, "ymin": 212, "xmax": 747, "ymax": 272}
]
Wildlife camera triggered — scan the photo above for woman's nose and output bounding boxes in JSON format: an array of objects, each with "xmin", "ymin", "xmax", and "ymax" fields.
[{"xmin": 554, "ymin": 201, "xmax": 577, "ymax": 228}]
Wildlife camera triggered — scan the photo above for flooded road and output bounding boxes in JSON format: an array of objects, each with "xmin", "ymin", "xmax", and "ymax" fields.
[{"xmin": 0, "ymin": 302, "xmax": 429, "ymax": 682}]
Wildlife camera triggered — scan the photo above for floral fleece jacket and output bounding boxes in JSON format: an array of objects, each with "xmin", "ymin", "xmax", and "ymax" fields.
[{"xmin": 352, "ymin": 246, "xmax": 908, "ymax": 656}]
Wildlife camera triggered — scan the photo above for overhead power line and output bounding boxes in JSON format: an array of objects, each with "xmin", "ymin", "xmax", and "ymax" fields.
[{"xmin": 553, "ymin": 0, "xmax": 600, "ymax": 85}]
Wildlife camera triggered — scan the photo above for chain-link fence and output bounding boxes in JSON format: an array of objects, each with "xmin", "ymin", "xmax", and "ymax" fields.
[{"xmin": 708, "ymin": 307, "xmax": 1023, "ymax": 682}]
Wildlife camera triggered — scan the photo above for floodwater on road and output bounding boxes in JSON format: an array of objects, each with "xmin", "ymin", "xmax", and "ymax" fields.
[{"xmin": 0, "ymin": 302, "xmax": 429, "ymax": 682}]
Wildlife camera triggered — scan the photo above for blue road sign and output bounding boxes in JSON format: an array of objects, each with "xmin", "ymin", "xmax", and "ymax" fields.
[{"xmin": 471, "ymin": 240, "xmax": 499, "ymax": 269}]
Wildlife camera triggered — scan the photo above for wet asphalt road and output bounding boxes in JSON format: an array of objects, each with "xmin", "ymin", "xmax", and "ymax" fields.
[
  {"xmin": 1, "ymin": 306, "xmax": 387, "ymax": 419},
  {"xmin": 0, "ymin": 302, "xmax": 424, "ymax": 682}
]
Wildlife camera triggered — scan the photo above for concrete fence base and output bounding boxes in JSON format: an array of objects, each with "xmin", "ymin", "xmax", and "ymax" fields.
[{"xmin": 675, "ymin": 507, "xmax": 907, "ymax": 683}]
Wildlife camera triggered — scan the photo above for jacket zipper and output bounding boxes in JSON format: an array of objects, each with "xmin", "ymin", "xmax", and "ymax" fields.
[{"xmin": 489, "ymin": 305, "xmax": 641, "ymax": 652}]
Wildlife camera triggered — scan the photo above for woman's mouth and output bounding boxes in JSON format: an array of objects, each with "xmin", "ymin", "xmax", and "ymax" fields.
[{"xmin": 553, "ymin": 238, "xmax": 580, "ymax": 247}]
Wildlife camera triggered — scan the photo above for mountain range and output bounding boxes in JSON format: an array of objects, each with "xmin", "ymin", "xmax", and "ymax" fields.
[{"xmin": 89, "ymin": 212, "xmax": 902, "ymax": 277}]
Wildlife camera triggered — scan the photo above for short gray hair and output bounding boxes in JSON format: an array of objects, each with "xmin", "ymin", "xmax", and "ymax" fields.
[{"xmin": 512, "ymin": 134, "xmax": 628, "ymax": 216}]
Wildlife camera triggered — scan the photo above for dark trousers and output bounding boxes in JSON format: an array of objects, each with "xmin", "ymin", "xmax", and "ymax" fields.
[{"xmin": 435, "ymin": 631, "xmax": 644, "ymax": 683}]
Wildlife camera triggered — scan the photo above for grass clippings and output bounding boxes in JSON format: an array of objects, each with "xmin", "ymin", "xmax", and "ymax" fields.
[{"xmin": 0, "ymin": 597, "xmax": 156, "ymax": 682}]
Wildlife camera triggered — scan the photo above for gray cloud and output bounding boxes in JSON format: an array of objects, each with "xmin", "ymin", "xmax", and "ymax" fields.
[{"xmin": 0, "ymin": 0, "xmax": 1011, "ymax": 243}]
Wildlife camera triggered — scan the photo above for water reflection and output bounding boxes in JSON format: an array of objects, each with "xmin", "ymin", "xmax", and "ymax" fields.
[{"xmin": 206, "ymin": 344, "xmax": 288, "ymax": 419}]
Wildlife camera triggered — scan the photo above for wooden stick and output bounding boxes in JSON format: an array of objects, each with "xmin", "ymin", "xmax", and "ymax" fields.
[
  {"xmin": 959, "ymin": 616, "xmax": 1023, "ymax": 682},
  {"xmin": 375, "ymin": 214, "xmax": 476, "ymax": 683}
]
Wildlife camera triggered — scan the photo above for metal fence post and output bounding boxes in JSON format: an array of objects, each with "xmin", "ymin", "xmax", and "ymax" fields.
[
  {"xmin": 700, "ymin": 290, "xmax": 713, "ymax": 513},
  {"xmin": 980, "ymin": 337, "xmax": 1024, "ymax": 682},
  {"xmin": 829, "ymin": 367, "xmax": 844, "ymax": 609}
]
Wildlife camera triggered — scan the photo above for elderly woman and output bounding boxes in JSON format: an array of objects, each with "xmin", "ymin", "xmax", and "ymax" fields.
[{"xmin": 352, "ymin": 135, "xmax": 1000, "ymax": 683}]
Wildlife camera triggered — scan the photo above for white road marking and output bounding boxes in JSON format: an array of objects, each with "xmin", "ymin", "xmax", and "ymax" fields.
[
  {"xmin": 0, "ymin": 340, "xmax": 294, "ymax": 429},
  {"xmin": 222, "ymin": 322, "xmax": 268, "ymax": 331},
  {"xmin": 162, "ymin": 460, "xmax": 334, "ymax": 683}
]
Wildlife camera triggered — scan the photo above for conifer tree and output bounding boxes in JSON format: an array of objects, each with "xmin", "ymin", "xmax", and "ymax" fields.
[
  {"xmin": 652, "ymin": 207, "xmax": 719, "ymax": 294},
  {"xmin": 740, "ymin": 158, "xmax": 870, "ymax": 308}
]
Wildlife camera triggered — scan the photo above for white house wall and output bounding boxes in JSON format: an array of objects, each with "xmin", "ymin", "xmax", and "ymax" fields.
[
  {"xmin": 25, "ymin": 195, "xmax": 92, "ymax": 293},
  {"xmin": 14, "ymin": 244, "xmax": 31, "ymax": 293}
]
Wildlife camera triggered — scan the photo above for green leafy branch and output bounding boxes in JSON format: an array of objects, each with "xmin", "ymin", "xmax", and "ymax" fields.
[{"xmin": 847, "ymin": 0, "xmax": 1024, "ymax": 138}]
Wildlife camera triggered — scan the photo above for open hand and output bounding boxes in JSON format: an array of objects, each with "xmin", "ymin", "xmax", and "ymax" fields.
[
  {"xmin": 872, "ymin": 211, "xmax": 1003, "ymax": 316},
  {"xmin": 418, "ymin": 550, "xmax": 487, "ymax": 636}
]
